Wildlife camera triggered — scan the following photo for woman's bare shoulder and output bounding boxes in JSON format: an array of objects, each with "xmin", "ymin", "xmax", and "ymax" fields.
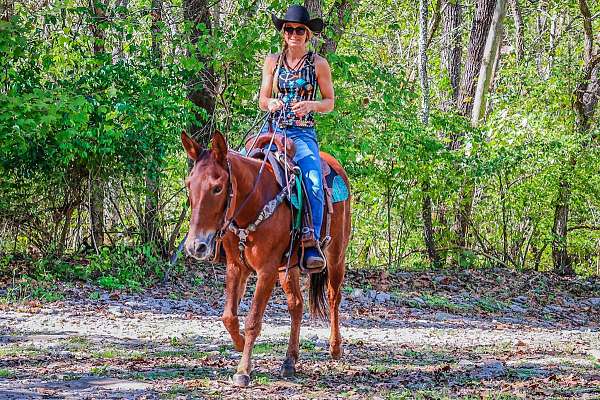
[
  {"xmin": 264, "ymin": 53, "xmax": 280, "ymax": 68},
  {"xmin": 313, "ymin": 54, "xmax": 330, "ymax": 68}
]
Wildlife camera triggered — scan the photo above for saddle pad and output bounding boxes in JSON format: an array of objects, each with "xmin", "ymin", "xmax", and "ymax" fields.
[
  {"xmin": 331, "ymin": 175, "xmax": 350, "ymax": 203},
  {"xmin": 289, "ymin": 163, "xmax": 349, "ymax": 209}
]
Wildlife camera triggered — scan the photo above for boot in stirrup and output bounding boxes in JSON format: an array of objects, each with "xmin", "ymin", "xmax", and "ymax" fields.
[{"xmin": 303, "ymin": 246, "xmax": 325, "ymax": 273}]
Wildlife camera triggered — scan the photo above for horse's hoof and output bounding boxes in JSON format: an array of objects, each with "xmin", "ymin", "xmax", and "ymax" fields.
[
  {"xmin": 233, "ymin": 373, "xmax": 251, "ymax": 387},
  {"xmin": 280, "ymin": 361, "xmax": 296, "ymax": 377},
  {"xmin": 330, "ymin": 346, "xmax": 343, "ymax": 360}
]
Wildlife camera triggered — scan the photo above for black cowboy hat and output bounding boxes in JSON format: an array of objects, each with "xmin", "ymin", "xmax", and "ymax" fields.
[{"xmin": 271, "ymin": 5, "xmax": 324, "ymax": 33}]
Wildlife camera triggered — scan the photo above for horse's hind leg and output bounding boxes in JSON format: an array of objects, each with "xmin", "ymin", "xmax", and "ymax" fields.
[
  {"xmin": 327, "ymin": 255, "xmax": 345, "ymax": 359},
  {"xmin": 233, "ymin": 271, "xmax": 278, "ymax": 387},
  {"xmin": 278, "ymin": 267, "xmax": 302, "ymax": 377}
]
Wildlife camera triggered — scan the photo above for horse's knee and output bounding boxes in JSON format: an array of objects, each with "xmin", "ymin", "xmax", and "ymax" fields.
[
  {"xmin": 222, "ymin": 312, "xmax": 238, "ymax": 329},
  {"xmin": 244, "ymin": 317, "xmax": 263, "ymax": 337},
  {"xmin": 287, "ymin": 297, "xmax": 303, "ymax": 315},
  {"xmin": 328, "ymin": 290, "xmax": 341, "ymax": 305}
]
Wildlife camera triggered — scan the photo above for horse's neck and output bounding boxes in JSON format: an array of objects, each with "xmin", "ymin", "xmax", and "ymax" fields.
[{"xmin": 228, "ymin": 152, "xmax": 279, "ymax": 225}]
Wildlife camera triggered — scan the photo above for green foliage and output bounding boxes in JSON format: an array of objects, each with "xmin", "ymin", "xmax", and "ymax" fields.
[
  {"xmin": 1, "ymin": 277, "xmax": 64, "ymax": 303},
  {"xmin": 0, "ymin": 0, "xmax": 599, "ymax": 279}
]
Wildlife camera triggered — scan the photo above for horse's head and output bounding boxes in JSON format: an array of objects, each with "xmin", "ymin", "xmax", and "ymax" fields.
[{"xmin": 181, "ymin": 130, "xmax": 229, "ymax": 261}]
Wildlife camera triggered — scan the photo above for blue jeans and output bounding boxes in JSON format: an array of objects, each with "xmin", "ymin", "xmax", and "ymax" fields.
[{"xmin": 260, "ymin": 123, "xmax": 323, "ymax": 242}]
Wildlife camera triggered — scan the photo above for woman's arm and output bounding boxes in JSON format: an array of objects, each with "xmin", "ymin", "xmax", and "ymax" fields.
[
  {"xmin": 259, "ymin": 54, "xmax": 284, "ymax": 112},
  {"xmin": 291, "ymin": 55, "xmax": 335, "ymax": 116}
]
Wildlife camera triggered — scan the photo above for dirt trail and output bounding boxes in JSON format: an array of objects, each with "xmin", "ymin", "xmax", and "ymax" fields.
[{"xmin": 1, "ymin": 268, "xmax": 599, "ymax": 399}]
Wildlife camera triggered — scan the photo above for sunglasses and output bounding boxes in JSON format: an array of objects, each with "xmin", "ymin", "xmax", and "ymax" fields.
[{"xmin": 283, "ymin": 26, "xmax": 307, "ymax": 36}]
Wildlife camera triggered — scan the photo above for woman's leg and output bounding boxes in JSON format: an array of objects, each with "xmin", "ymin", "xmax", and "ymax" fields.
[{"xmin": 289, "ymin": 129, "xmax": 324, "ymax": 245}]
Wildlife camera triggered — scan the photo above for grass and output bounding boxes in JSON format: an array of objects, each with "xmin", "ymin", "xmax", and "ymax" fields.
[
  {"xmin": 0, "ymin": 345, "xmax": 45, "ymax": 357},
  {"xmin": 474, "ymin": 297, "xmax": 508, "ymax": 313},
  {"xmin": 0, "ymin": 368, "xmax": 15, "ymax": 378},
  {"xmin": 368, "ymin": 363, "xmax": 392, "ymax": 374},
  {"xmin": 408, "ymin": 293, "xmax": 470, "ymax": 313},
  {"xmin": 254, "ymin": 373, "xmax": 271, "ymax": 385},
  {"xmin": 93, "ymin": 349, "xmax": 121, "ymax": 359},
  {"xmin": 64, "ymin": 336, "xmax": 91, "ymax": 351},
  {"xmin": 253, "ymin": 342, "xmax": 276, "ymax": 354},
  {"xmin": 154, "ymin": 349, "xmax": 208, "ymax": 359},
  {"xmin": 0, "ymin": 282, "xmax": 64, "ymax": 303},
  {"xmin": 300, "ymin": 339, "xmax": 317, "ymax": 352},
  {"xmin": 90, "ymin": 365, "xmax": 109, "ymax": 376}
]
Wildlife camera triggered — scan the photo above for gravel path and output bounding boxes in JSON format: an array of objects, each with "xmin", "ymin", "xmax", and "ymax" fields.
[{"xmin": 1, "ymin": 270, "xmax": 599, "ymax": 399}]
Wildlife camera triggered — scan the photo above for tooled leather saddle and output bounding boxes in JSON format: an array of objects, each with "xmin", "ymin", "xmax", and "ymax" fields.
[{"xmin": 244, "ymin": 134, "xmax": 340, "ymax": 271}]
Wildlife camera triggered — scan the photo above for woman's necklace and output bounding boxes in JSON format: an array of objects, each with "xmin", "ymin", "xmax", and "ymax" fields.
[{"xmin": 283, "ymin": 52, "xmax": 309, "ymax": 71}]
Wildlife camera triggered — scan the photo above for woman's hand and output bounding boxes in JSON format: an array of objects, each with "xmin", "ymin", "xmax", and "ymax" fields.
[
  {"xmin": 291, "ymin": 101, "xmax": 314, "ymax": 117},
  {"xmin": 268, "ymin": 98, "xmax": 284, "ymax": 113}
]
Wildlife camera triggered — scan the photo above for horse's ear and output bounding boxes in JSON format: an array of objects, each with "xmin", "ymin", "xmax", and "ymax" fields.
[
  {"xmin": 211, "ymin": 130, "xmax": 228, "ymax": 166},
  {"xmin": 181, "ymin": 130, "xmax": 201, "ymax": 160}
]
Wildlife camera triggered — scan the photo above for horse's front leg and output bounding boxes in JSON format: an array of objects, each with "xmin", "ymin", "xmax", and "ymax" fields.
[
  {"xmin": 222, "ymin": 263, "xmax": 250, "ymax": 352},
  {"xmin": 278, "ymin": 267, "xmax": 302, "ymax": 377},
  {"xmin": 233, "ymin": 270, "xmax": 278, "ymax": 387}
]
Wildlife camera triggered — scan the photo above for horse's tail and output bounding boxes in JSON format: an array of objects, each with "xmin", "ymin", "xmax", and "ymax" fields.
[{"xmin": 309, "ymin": 268, "xmax": 328, "ymax": 319}]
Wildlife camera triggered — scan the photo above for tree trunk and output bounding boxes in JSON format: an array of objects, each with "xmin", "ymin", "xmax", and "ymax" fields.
[
  {"xmin": 451, "ymin": 0, "xmax": 496, "ymax": 250},
  {"xmin": 553, "ymin": 0, "xmax": 599, "ymax": 275},
  {"xmin": 507, "ymin": 0, "xmax": 524, "ymax": 61},
  {"xmin": 112, "ymin": 0, "xmax": 128, "ymax": 62},
  {"xmin": 457, "ymin": 0, "xmax": 496, "ymax": 119},
  {"xmin": 304, "ymin": 0, "xmax": 322, "ymax": 50},
  {"xmin": 471, "ymin": 0, "xmax": 505, "ymax": 126},
  {"xmin": 143, "ymin": 0, "xmax": 164, "ymax": 250},
  {"xmin": 1, "ymin": 0, "xmax": 13, "ymax": 21},
  {"xmin": 319, "ymin": 0, "xmax": 360, "ymax": 56},
  {"xmin": 184, "ymin": 0, "xmax": 216, "ymax": 147},
  {"xmin": 552, "ymin": 177, "xmax": 572, "ymax": 275},
  {"xmin": 418, "ymin": 0, "xmax": 439, "ymax": 266},
  {"xmin": 441, "ymin": 0, "xmax": 462, "ymax": 111},
  {"xmin": 304, "ymin": 0, "xmax": 323, "ymax": 21},
  {"xmin": 535, "ymin": 0, "xmax": 548, "ymax": 78},
  {"xmin": 578, "ymin": 0, "xmax": 593, "ymax": 66},
  {"xmin": 89, "ymin": 0, "xmax": 107, "ymax": 249}
]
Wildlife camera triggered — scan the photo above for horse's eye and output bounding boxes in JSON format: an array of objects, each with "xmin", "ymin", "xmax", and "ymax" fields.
[{"xmin": 213, "ymin": 185, "xmax": 223, "ymax": 195}]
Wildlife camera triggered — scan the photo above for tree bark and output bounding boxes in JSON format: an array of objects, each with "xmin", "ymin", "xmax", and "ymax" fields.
[
  {"xmin": 184, "ymin": 0, "xmax": 216, "ymax": 146},
  {"xmin": 507, "ymin": 0, "xmax": 524, "ymax": 61},
  {"xmin": 451, "ymin": 0, "xmax": 496, "ymax": 250},
  {"xmin": 535, "ymin": 0, "xmax": 548, "ymax": 78},
  {"xmin": 1, "ymin": 0, "xmax": 13, "ymax": 21},
  {"xmin": 89, "ymin": 0, "xmax": 107, "ymax": 249},
  {"xmin": 143, "ymin": 0, "xmax": 164, "ymax": 250},
  {"xmin": 319, "ymin": 0, "xmax": 360, "ymax": 56},
  {"xmin": 471, "ymin": 0, "xmax": 505, "ymax": 126},
  {"xmin": 304, "ymin": 0, "xmax": 323, "ymax": 49},
  {"xmin": 578, "ymin": 0, "xmax": 593, "ymax": 66},
  {"xmin": 112, "ymin": 0, "xmax": 129, "ymax": 62},
  {"xmin": 552, "ymin": 0, "xmax": 598, "ymax": 275},
  {"xmin": 418, "ymin": 0, "xmax": 439, "ymax": 266},
  {"xmin": 457, "ymin": 0, "xmax": 496, "ymax": 118},
  {"xmin": 441, "ymin": 0, "xmax": 462, "ymax": 111},
  {"xmin": 552, "ymin": 177, "xmax": 572, "ymax": 274}
]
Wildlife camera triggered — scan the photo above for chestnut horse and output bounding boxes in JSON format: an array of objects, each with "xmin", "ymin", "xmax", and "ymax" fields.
[{"xmin": 181, "ymin": 131, "xmax": 351, "ymax": 387}]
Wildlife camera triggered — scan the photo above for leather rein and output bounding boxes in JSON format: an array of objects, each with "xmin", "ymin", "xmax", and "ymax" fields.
[{"xmin": 209, "ymin": 129, "xmax": 296, "ymax": 268}]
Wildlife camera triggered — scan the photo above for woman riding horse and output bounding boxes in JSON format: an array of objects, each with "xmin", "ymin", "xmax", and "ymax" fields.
[
  {"xmin": 259, "ymin": 5, "xmax": 335, "ymax": 271},
  {"xmin": 182, "ymin": 5, "xmax": 350, "ymax": 388}
]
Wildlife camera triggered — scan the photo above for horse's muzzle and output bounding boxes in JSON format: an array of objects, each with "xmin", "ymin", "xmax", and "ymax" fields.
[{"xmin": 185, "ymin": 234, "xmax": 215, "ymax": 261}]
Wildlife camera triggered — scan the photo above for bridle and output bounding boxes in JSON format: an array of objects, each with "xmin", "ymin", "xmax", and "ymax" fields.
[{"xmin": 189, "ymin": 125, "xmax": 296, "ymax": 268}]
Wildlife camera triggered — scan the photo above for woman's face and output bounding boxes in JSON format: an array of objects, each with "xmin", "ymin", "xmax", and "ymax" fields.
[{"xmin": 283, "ymin": 22, "xmax": 309, "ymax": 48}]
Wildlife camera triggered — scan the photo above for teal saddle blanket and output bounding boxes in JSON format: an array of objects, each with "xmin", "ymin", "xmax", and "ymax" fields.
[{"xmin": 290, "ymin": 165, "xmax": 349, "ymax": 209}]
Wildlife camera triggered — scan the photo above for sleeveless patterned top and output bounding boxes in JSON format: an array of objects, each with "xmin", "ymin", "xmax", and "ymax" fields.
[{"xmin": 273, "ymin": 51, "xmax": 318, "ymax": 128}]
